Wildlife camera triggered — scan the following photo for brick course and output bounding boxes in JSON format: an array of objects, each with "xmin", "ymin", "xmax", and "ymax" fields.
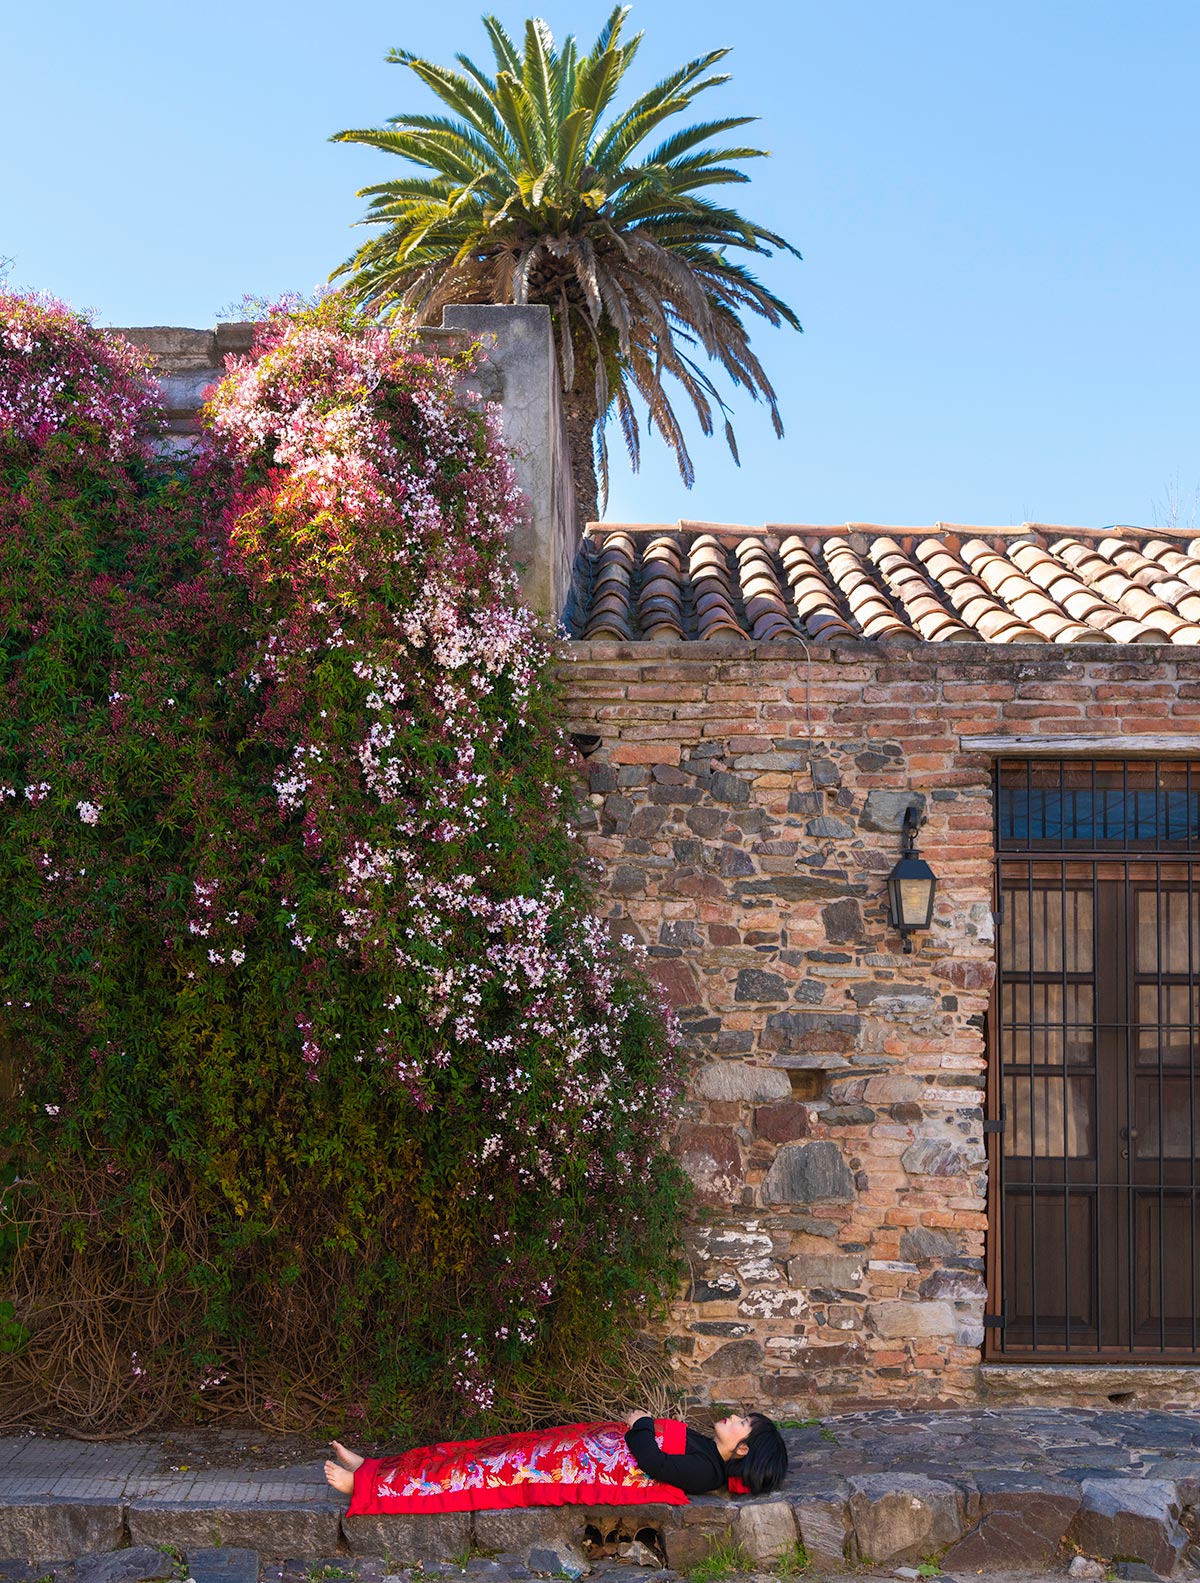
[{"xmin": 561, "ymin": 638, "xmax": 1199, "ymax": 1411}]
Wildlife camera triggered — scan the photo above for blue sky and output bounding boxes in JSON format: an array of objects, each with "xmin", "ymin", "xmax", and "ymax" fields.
[{"xmin": 4, "ymin": 2, "xmax": 1198, "ymax": 529}]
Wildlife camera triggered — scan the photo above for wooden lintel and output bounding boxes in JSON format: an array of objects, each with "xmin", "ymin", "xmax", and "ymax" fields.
[{"xmin": 962, "ymin": 735, "xmax": 1200, "ymax": 756}]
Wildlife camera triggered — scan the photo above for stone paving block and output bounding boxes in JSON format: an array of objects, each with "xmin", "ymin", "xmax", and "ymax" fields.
[
  {"xmin": 74, "ymin": 1545, "xmax": 179, "ymax": 1583},
  {"xmin": 128, "ymin": 1500, "xmax": 340, "ymax": 1556},
  {"xmin": 0, "ymin": 1500, "xmax": 126, "ymax": 1563},
  {"xmin": 460, "ymin": 1561, "xmax": 509, "ymax": 1580},
  {"xmin": 940, "ymin": 1470, "xmax": 1081, "ymax": 1572},
  {"xmin": 185, "ymin": 1547, "xmax": 260, "ymax": 1583},
  {"xmin": 847, "ymin": 1474, "xmax": 968, "ymax": 1566},
  {"xmin": 341, "ymin": 1511, "xmax": 470, "ymax": 1563},
  {"xmin": 1068, "ymin": 1477, "xmax": 1187, "ymax": 1576},
  {"xmin": 731, "ymin": 1499, "xmax": 796, "ymax": 1564}
]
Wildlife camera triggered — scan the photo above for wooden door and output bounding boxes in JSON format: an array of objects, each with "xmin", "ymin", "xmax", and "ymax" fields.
[{"xmin": 991, "ymin": 760, "xmax": 1200, "ymax": 1357}]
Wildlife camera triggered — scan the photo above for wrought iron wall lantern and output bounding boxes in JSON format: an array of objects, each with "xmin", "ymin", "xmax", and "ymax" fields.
[{"xmin": 886, "ymin": 805, "xmax": 937, "ymax": 952}]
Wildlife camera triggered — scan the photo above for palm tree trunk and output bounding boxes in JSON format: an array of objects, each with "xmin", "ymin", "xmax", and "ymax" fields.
[{"xmin": 561, "ymin": 386, "xmax": 599, "ymax": 526}]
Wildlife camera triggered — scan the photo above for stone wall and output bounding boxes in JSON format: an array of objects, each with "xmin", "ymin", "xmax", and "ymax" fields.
[
  {"xmin": 561, "ymin": 637, "xmax": 1200, "ymax": 1411},
  {"xmin": 117, "ymin": 305, "xmax": 579, "ymax": 620}
]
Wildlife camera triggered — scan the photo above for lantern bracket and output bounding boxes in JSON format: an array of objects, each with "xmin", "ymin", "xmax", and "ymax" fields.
[{"xmin": 901, "ymin": 803, "xmax": 923, "ymax": 850}]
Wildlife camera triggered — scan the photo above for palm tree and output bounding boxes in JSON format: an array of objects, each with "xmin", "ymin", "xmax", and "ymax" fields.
[{"xmin": 332, "ymin": 8, "xmax": 801, "ymax": 524}]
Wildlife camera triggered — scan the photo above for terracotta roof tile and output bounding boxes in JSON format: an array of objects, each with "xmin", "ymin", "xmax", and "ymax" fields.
[{"xmin": 569, "ymin": 523, "xmax": 1200, "ymax": 644}]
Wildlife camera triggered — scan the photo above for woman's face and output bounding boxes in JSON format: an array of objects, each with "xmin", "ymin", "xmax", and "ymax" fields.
[{"xmin": 713, "ymin": 1412, "xmax": 752, "ymax": 1459}]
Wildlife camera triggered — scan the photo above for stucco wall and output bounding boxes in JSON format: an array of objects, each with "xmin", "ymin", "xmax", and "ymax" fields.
[{"xmin": 116, "ymin": 305, "xmax": 579, "ymax": 621}]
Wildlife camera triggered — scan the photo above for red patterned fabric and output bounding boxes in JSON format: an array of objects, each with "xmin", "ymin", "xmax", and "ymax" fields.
[{"xmin": 346, "ymin": 1419, "xmax": 691, "ymax": 1515}]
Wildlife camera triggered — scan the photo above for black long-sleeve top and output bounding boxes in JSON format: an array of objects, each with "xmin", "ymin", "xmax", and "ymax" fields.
[{"xmin": 623, "ymin": 1416, "xmax": 728, "ymax": 1495}]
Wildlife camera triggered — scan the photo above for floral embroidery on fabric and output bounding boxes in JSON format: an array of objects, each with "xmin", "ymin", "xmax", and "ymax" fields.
[{"xmin": 350, "ymin": 1420, "xmax": 690, "ymax": 1515}]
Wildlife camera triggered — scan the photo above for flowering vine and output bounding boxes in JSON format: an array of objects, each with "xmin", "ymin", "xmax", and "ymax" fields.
[{"xmin": 0, "ymin": 293, "xmax": 687, "ymax": 1436}]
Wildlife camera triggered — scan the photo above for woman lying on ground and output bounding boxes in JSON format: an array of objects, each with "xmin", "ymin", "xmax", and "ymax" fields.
[{"xmin": 324, "ymin": 1409, "xmax": 788, "ymax": 1514}]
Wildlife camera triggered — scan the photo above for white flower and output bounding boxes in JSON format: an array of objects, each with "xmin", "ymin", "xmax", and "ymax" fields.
[{"xmin": 76, "ymin": 800, "xmax": 102, "ymax": 825}]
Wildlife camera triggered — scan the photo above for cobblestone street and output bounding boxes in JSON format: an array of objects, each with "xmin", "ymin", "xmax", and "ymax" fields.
[{"xmin": 3, "ymin": 1411, "xmax": 1200, "ymax": 1579}]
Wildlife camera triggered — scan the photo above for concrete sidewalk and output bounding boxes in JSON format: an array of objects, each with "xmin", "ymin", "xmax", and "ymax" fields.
[{"xmin": 4, "ymin": 1409, "xmax": 1200, "ymax": 1576}]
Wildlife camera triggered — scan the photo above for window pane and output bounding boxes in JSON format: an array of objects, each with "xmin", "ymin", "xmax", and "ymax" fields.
[
  {"xmin": 1002, "ymin": 885, "xmax": 1093, "ymax": 974},
  {"xmin": 1004, "ymin": 981, "xmax": 1095, "ymax": 1066},
  {"xmin": 1004, "ymin": 1074, "xmax": 1094, "ymax": 1158},
  {"xmin": 1135, "ymin": 888, "xmax": 1200, "ymax": 975},
  {"xmin": 1136, "ymin": 984, "xmax": 1200, "ymax": 1068},
  {"xmin": 998, "ymin": 760, "xmax": 1200, "ymax": 848}
]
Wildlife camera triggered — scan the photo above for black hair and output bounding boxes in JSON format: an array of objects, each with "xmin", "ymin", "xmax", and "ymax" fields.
[{"xmin": 730, "ymin": 1412, "xmax": 788, "ymax": 1496}]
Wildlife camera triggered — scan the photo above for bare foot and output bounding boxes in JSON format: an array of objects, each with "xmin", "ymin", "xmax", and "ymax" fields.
[
  {"xmin": 324, "ymin": 1460, "xmax": 354, "ymax": 1496},
  {"xmin": 331, "ymin": 1440, "xmax": 365, "ymax": 1472}
]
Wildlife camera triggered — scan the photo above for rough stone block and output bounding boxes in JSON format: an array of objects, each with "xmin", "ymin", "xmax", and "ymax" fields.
[
  {"xmin": 867, "ymin": 1300, "xmax": 956, "ymax": 1339},
  {"xmin": 472, "ymin": 1508, "xmax": 578, "ymax": 1556},
  {"xmin": 690, "ymin": 1228, "xmax": 773, "ymax": 1260},
  {"xmin": 128, "ymin": 1501, "xmax": 340, "ymax": 1557},
  {"xmin": 761, "ymin": 1010, "xmax": 861, "ymax": 1058},
  {"xmin": 734, "ymin": 969, "xmax": 788, "ymax": 1003},
  {"xmin": 754, "ymin": 1102, "xmax": 812, "ymax": 1144},
  {"xmin": 0, "ymin": 1501, "xmax": 126, "ymax": 1563},
  {"xmin": 710, "ymin": 772, "xmax": 749, "ymax": 805},
  {"xmin": 899, "ymin": 1227, "xmax": 959, "ymax": 1263},
  {"xmin": 1068, "ymin": 1558, "xmax": 1107, "ymax": 1581},
  {"xmin": 820, "ymin": 899, "xmax": 862, "ymax": 944},
  {"xmin": 527, "ymin": 1541, "xmax": 587, "ymax": 1578},
  {"xmin": 787, "ymin": 1253, "xmax": 864, "ymax": 1290},
  {"xmin": 860, "ymin": 791, "xmax": 926, "ymax": 833},
  {"xmin": 763, "ymin": 1141, "xmax": 855, "ymax": 1205},
  {"xmin": 847, "ymin": 1474, "xmax": 967, "ymax": 1565},
  {"xmin": 696, "ymin": 1062, "xmax": 790, "ymax": 1103},
  {"xmin": 75, "ymin": 1547, "xmax": 178, "ymax": 1583},
  {"xmin": 673, "ymin": 1123, "xmax": 742, "ymax": 1206},
  {"xmin": 806, "ymin": 816, "xmax": 854, "ymax": 839},
  {"xmin": 901, "ymin": 1138, "xmax": 984, "ymax": 1177},
  {"xmin": 1067, "ymin": 1478, "xmax": 1186, "ymax": 1576},
  {"xmin": 919, "ymin": 1267, "xmax": 985, "ymax": 1301},
  {"xmin": 790, "ymin": 1477, "xmax": 850, "ymax": 1569},
  {"xmin": 662, "ymin": 1513, "xmax": 733, "ymax": 1572},
  {"xmin": 941, "ymin": 1471, "xmax": 1080, "ymax": 1572},
  {"xmin": 342, "ymin": 1510, "xmax": 472, "ymax": 1561},
  {"xmin": 736, "ymin": 1287, "xmax": 805, "ymax": 1318},
  {"xmin": 732, "ymin": 1500, "xmax": 796, "ymax": 1564},
  {"xmin": 705, "ymin": 1338, "xmax": 764, "ymax": 1376}
]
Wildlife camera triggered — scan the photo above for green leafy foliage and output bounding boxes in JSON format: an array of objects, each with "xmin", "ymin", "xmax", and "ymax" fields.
[{"xmin": 0, "ymin": 292, "xmax": 688, "ymax": 1436}]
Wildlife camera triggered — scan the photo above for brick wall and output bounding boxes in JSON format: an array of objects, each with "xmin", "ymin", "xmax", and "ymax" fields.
[{"xmin": 561, "ymin": 638, "xmax": 1200, "ymax": 1411}]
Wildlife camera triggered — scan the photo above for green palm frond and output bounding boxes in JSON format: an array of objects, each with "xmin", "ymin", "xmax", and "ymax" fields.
[
  {"xmin": 481, "ymin": 15, "xmax": 524, "ymax": 79},
  {"xmin": 332, "ymin": 9, "xmax": 802, "ymax": 510}
]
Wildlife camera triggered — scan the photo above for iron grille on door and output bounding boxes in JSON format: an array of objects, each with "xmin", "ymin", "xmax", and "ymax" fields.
[{"xmin": 991, "ymin": 758, "xmax": 1200, "ymax": 1357}]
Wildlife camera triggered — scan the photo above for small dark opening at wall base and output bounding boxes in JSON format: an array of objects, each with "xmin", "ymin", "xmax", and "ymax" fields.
[{"xmin": 1108, "ymin": 1390, "xmax": 1136, "ymax": 1404}]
